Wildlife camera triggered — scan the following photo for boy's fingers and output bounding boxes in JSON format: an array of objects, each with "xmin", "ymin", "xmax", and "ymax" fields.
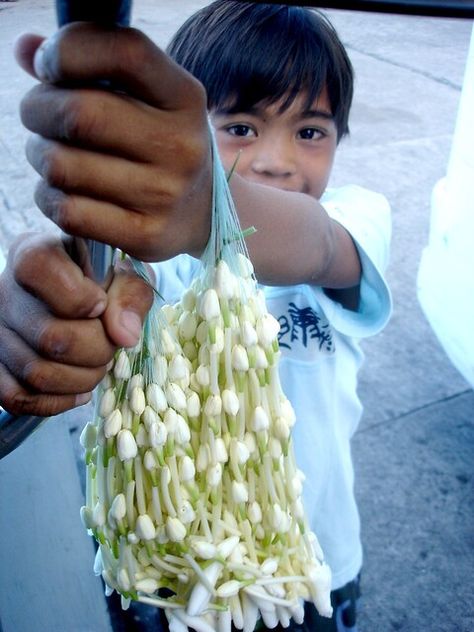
[
  {"xmin": 0, "ymin": 362, "xmax": 91, "ymax": 418},
  {"xmin": 102, "ymin": 268, "xmax": 155, "ymax": 349},
  {"xmin": 22, "ymin": 23, "xmax": 205, "ymax": 111},
  {"xmin": 8, "ymin": 234, "xmax": 107, "ymax": 319}
]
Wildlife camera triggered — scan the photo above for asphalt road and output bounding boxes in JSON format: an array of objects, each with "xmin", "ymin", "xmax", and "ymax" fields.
[{"xmin": 0, "ymin": 2, "xmax": 473, "ymax": 631}]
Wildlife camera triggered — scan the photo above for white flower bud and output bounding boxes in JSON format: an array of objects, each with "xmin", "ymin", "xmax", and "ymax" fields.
[
  {"xmin": 127, "ymin": 373, "xmax": 144, "ymax": 398},
  {"xmin": 110, "ymin": 493, "xmax": 127, "ymax": 522},
  {"xmin": 231, "ymin": 480, "xmax": 249, "ymax": 503},
  {"xmin": 80, "ymin": 506, "xmax": 94, "ymax": 530},
  {"xmin": 183, "ymin": 340, "xmax": 197, "ymax": 362},
  {"xmin": 79, "ymin": 422, "xmax": 97, "ymax": 450},
  {"xmin": 237, "ymin": 253, "xmax": 254, "ymax": 279},
  {"xmin": 216, "ymin": 579, "xmax": 241, "ymax": 599},
  {"xmin": 254, "ymin": 345, "xmax": 269, "ymax": 370},
  {"xmin": 204, "ymin": 394, "xmax": 222, "ymax": 417},
  {"xmin": 93, "ymin": 501, "xmax": 106, "ymax": 527},
  {"xmin": 211, "ymin": 437, "xmax": 226, "ymax": 463},
  {"xmin": 250, "ymin": 406, "xmax": 270, "ymax": 432},
  {"xmin": 256, "ymin": 313, "xmax": 280, "ymax": 347},
  {"xmin": 143, "ymin": 450, "xmax": 158, "ymax": 471},
  {"xmin": 160, "ymin": 328, "xmax": 177, "ymax": 357},
  {"xmin": 114, "ymin": 349, "xmax": 132, "ymax": 380},
  {"xmin": 196, "ymin": 445, "xmax": 209, "ymax": 472},
  {"xmin": 269, "ymin": 437, "xmax": 282, "ymax": 460},
  {"xmin": 135, "ymin": 423, "xmax": 148, "ymax": 448},
  {"xmin": 149, "ymin": 420, "xmax": 168, "ymax": 448},
  {"xmin": 178, "ymin": 500, "xmax": 196, "ymax": 524},
  {"xmin": 248, "ymin": 501, "xmax": 262, "ymax": 524},
  {"xmin": 117, "ymin": 568, "xmax": 131, "ymax": 592},
  {"xmin": 291, "ymin": 499, "xmax": 305, "ymax": 521},
  {"xmin": 186, "ymin": 392, "xmax": 201, "ymax": 418},
  {"xmin": 99, "ymin": 388, "xmax": 116, "ymax": 418},
  {"xmin": 143, "ymin": 405, "xmax": 159, "ymax": 430},
  {"xmin": 280, "ymin": 398, "xmax": 296, "ymax": 427},
  {"xmin": 168, "ymin": 355, "xmax": 189, "ymax": 381},
  {"xmin": 243, "ymin": 432, "xmax": 257, "ymax": 455},
  {"xmin": 214, "ymin": 259, "xmax": 235, "ymax": 299},
  {"xmin": 198, "ymin": 343, "xmax": 210, "ymax": 366},
  {"xmin": 104, "ymin": 409, "xmax": 122, "ymax": 438},
  {"xmin": 127, "ymin": 532, "xmax": 139, "ymax": 545},
  {"xmin": 200, "ymin": 288, "xmax": 221, "ymax": 321},
  {"xmin": 135, "ymin": 513, "xmax": 156, "ymax": 541},
  {"xmin": 196, "ymin": 364, "xmax": 210, "ymax": 387},
  {"xmin": 230, "ymin": 439, "xmax": 250, "ymax": 465},
  {"xmin": 136, "ymin": 577, "xmax": 159, "ymax": 594},
  {"xmin": 161, "ymin": 304, "xmax": 178, "ymax": 324},
  {"xmin": 195, "ymin": 321, "xmax": 208, "ymax": 345},
  {"xmin": 153, "ymin": 355, "xmax": 168, "ymax": 386},
  {"xmin": 240, "ymin": 321, "xmax": 258, "ymax": 347},
  {"xmin": 232, "ymin": 345, "xmax": 249, "ymax": 371},
  {"xmin": 117, "ymin": 429, "xmax": 138, "ymax": 461},
  {"xmin": 274, "ymin": 416, "xmax": 291, "ymax": 440},
  {"xmin": 260, "ymin": 558, "xmax": 278, "ymax": 576},
  {"xmin": 179, "ymin": 455, "xmax": 196, "ymax": 482},
  {"xmin": 190, "ymin": 540, "xmax": 217, "ymax": 560},
  {"xmin": 166, "ymin": 516, "xmax": 187, "ymax": 542},
  {"xmin": 175, "ymin": 414, "xmax": 191, "ymax": 444},
  {"xmin": 222, "ymin": 389, "xmax": 240, "ymax": 416},
  {"xmin": 181, "ymin": 288, "xmax": 196, "ymax": 311},
  {"xmin": 130, "ymin": 386, "xmax": 146, "ymax": 416},
  {"xmin": 121, "ymin": 400, "xmax": 133, "ymax": 430},
  {"xmin": 268, "ymin": 503, "xmax": 284, "ymax": 531},
  {"xmin": 178, "ymin": 311, "xmax": 198, "ymax": 341},
  {"xmin": 164, "ymin": 408, "xmax": 178, "ymax": 433},
  {"xmin": 206, "ymin": 462, "xmax": 222, "ymax": 487},
  {"xmin": 166, "ymin": 383, "xmax": 187, "ymax": 411},
  {"xmin": 306, "ymin": 563, "xmax": 333, "ymax": 618},
  {"xmin": 146, "ymin": 384, "xmax": 167, "ymax": 413}
]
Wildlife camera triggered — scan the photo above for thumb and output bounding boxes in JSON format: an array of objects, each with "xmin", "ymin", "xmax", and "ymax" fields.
[{"xmin": 102, "ymin": 268, "xmax": 154, "ymax": 349}]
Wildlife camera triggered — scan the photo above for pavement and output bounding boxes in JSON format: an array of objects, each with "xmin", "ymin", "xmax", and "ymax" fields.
[{"xmin": 0, "ymin": 2, "xmax": 473, "ymax": 631}]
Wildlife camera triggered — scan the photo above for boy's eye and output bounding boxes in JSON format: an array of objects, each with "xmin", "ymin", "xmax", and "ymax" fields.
[
  {"xmin": 298, "ymin": 127, "xmax": 325, "ymax": 140},
  {"xmin": 226, "ymin": 124, "xmax": 256, "ymax": 138}
]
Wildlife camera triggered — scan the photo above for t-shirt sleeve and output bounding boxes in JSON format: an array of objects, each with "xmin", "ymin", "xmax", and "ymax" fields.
[{"xmin": 314, "ymin": 185, "xmax": 392, "ymax": 338}]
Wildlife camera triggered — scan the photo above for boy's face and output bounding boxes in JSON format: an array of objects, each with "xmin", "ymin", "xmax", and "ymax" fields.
[{"xmin": 210, "ymin": 89, "xmax": 337, "ymax": 200}]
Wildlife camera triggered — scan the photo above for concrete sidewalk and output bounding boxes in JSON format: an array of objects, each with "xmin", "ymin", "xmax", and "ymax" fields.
[{"xmin": 0, "ymin": 2, "xmax": 473, "ymax": 631}]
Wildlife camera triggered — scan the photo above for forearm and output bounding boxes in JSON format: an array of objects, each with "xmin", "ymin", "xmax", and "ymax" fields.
[{"xmin": 229, "ymin": 175, "xmax": 361, "ymax": 288}]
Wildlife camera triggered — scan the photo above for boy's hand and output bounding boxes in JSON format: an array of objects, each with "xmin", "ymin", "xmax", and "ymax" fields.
[
  {"xmin": 15, "ymin": 24, "xmax": 212, "ymax": 261},
  {"xmin": 0, "ymin": 234, "xmax": 153, "ymax": 417}
]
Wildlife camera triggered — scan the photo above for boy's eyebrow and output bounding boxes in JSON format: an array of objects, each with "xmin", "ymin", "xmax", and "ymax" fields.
[{"xmin": 212, "ymin": 105, "xmax": 335, "ymax": 121}]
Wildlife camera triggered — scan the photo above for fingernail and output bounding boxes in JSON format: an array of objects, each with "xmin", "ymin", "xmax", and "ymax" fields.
[
  {"xmin": 33, "ymin": 37, "xmax": 58, "ymax": 82},
  {"xmin": 76, "ymin": 392, "xmax": 92, "ymax": 407},
  {"xmin": 88, "ymin": 299, "xmax": 107, "ymax": 319},
  {"xmin": 120, "ymin": 310, "xmax": 142, "ymax": 345}
]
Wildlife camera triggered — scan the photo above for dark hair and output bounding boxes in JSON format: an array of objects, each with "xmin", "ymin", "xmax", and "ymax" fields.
[{"xmin": 167, "ymin": 1, "xmax": 354, "ymax": 140}]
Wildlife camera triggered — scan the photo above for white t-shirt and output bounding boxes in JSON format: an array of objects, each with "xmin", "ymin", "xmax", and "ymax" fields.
[{"xmin": 152, "ymin": 184, "xmax": 392, "ymax": 590}]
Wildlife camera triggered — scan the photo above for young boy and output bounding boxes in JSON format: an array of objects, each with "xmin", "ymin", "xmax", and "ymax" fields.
[{"xmin": 0, "ymin": 2, "xmax": 391, "ymax": 630}]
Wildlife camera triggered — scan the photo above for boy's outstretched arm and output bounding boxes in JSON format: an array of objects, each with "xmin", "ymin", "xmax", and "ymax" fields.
[{"xmin": 18, "ymin": 24, "xmax": 360, "ymax": 291}]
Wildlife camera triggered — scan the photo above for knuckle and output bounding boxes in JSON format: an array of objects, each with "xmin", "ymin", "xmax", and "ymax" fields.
[
  {"xmin": 1, "ymin": 386, "xmax": 34, "ymax": 417},
  {"xmin": 61, "ymin": 94, "xmax": 100, "ymax": 143},
  {"xmin": 22, "ymin": 359, "xmax": 52, "ymax": 392},
  {"xmin": 36, "ymin": 321, "xmax": 71, "ymax": 361},
  {"xmin": 117, "ymin": 28, "xmax": 153, "ymax": 76},
  {"xmin": 41, "ymin": 145, "xmax": 67, "ymax": 189}
]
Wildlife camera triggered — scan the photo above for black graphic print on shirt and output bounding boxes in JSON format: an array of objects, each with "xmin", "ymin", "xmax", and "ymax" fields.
[{"xmin": 272, "ymin": 301, "xmax": 334, "ymax": 356}]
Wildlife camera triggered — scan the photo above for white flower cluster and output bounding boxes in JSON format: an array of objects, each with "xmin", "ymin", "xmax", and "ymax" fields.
[{"xmin": 80, "ymin": 254, "xmax": 332, "ymax": 631}]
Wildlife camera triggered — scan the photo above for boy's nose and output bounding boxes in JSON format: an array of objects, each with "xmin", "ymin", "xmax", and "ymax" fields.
[{"xmin": 250, "ymin": 137, "xmax": 297, "ymax": 178}]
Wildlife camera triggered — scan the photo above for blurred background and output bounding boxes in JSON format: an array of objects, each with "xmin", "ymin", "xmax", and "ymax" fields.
[{"xmin": 0, "ymin": 1, "xmax": 473, "ymax": 630}]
